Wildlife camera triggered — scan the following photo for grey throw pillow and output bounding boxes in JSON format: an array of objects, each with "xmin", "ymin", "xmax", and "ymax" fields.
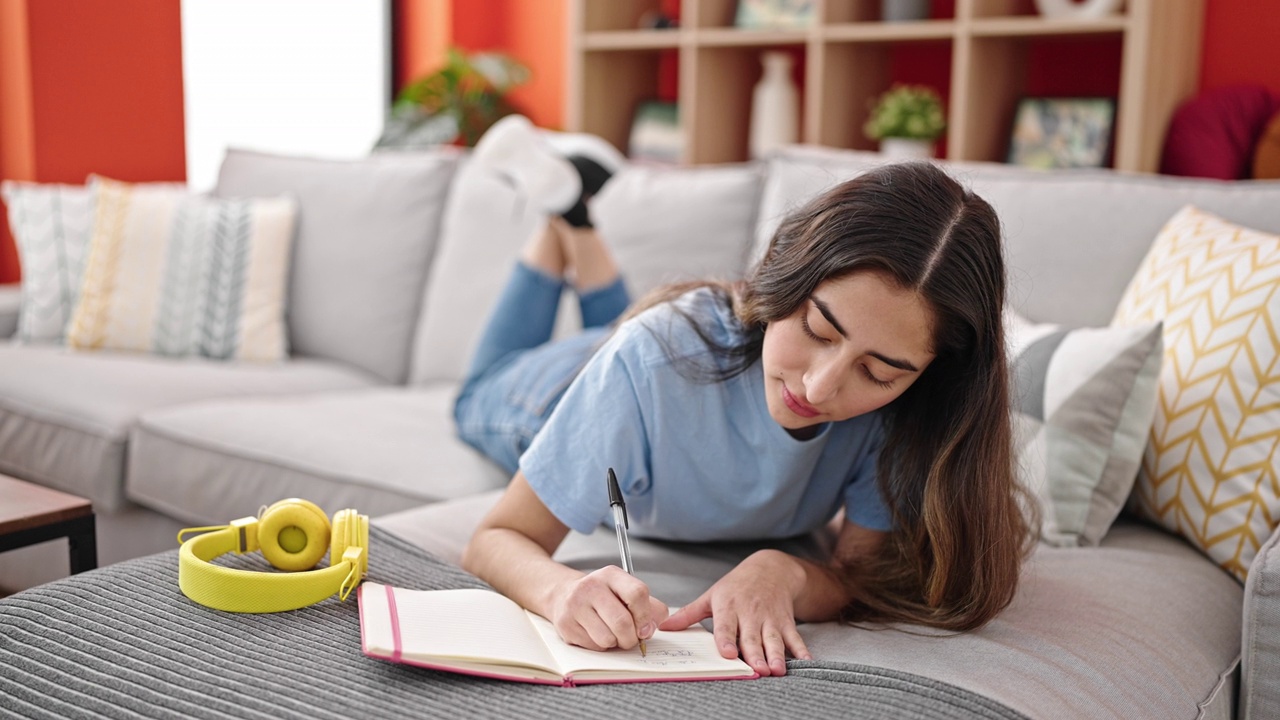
[{"xmin": 1008, "ymin": 310, "xmax": 1163, "ymax": 546}]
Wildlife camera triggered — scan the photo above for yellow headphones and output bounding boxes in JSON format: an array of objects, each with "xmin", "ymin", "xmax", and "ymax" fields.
[{"xmin": 177, "ymin": 498, "xmax": 369, "ymax": 613}]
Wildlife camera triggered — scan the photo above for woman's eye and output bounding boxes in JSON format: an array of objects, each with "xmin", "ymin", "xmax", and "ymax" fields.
[
  {"xmin": 861, "ymin": 365, "xmax": 894, "ymax": 390},
  {"xmin": 800, "ymin": 315, "xmax": 827, "ymax": 343}
]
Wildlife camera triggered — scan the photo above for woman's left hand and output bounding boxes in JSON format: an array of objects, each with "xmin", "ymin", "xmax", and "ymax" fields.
[{"xmin": 658, "ymin": 549, "xmax": 812, "ymax": 676}]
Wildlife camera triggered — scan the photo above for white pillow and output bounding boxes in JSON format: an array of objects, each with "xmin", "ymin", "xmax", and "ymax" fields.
[{"xmin": 66, "ymin": 176, "xmax": 298, "ymax": 361}]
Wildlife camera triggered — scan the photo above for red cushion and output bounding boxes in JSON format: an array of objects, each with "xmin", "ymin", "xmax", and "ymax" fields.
[{"xmin": 1160, "ymin": 85, "xmax": 1280, "ymax": 180}]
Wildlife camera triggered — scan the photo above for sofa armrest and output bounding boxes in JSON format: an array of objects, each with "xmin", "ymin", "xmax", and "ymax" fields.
[
  {"xmin": 1242, "ymin": 522, "xmax": 1280, "ymax": 719},
  {"xmin": 0, "ymin": 283, "xmax": 19, "ymax": 339}
]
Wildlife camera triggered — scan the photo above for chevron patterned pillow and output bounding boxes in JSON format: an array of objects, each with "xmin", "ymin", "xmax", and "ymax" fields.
[
  {"xmin": 64, "ymin": 176, "xmax": 297, "ymax": 362},
  {"xmin": 1113, "ymin": 205, "xmax": 1280, "ymax": 580},
  {"xmin": 1, "ymin": 181, "xmax": 94, "ymax": 342},
  {"xmin": 1008, "ymin": 311, "xmax": 1164, "ymax": 547}
]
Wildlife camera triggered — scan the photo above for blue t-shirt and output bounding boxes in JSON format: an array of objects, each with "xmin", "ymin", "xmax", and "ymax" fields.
[{"xmin": 519, "ymin": 288, "xmax": 892, "ymax": 542}]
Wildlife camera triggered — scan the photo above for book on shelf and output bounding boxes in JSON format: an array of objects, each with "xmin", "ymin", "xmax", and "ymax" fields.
[{"xmin": 358, "ymin": 582, "xmax": 758, "ymax": 686}]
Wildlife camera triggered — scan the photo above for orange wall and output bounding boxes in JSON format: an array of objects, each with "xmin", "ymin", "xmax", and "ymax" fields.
[
  {"xmin": 1, "ymin": 1, "xmax": 1277, "ymax": 283},
  {"xmin": 0, "ymin": 0, "xmax": 185, "ymax": 283},
  {"xmin": 401, "ymin": 0, "xmax": 567, "ymax": 129}
]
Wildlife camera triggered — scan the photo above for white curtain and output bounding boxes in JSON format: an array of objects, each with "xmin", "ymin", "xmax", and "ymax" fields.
[{"xmin": 181, "ymin": 0, "xmax": 390, "ymax": 191}]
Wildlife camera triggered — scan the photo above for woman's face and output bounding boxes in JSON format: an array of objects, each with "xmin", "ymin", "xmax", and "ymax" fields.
[{"xmin": 760, "ymin": 270, "xmax": 937, "ymax": 436}]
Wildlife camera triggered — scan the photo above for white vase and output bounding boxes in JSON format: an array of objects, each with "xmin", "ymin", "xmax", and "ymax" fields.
[
  {"xmin": 749, "ymin": 52, "xmax": 799, "ymax": 160},
  {"xmin": 880, "ymin": 137, "xmax": 935, "ymax": 160}
]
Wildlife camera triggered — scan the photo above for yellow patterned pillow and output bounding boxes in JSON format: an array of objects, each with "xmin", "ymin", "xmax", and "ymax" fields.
[
  {"xmin": 66, "ymin": 177, "xmax": 297, "ymax": 362},
  {"xmin": 1112, "ymin": 205, "xmax": 1280, "ymax": 580}
]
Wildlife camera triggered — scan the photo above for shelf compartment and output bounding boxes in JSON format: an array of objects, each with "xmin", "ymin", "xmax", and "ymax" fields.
[
  {"xmin": 688, "ymin": 45, "xmax": 806, "ymax": 163},
  {"xmin": 578, "ymin": 48, "xmax": 681, "ymax": 161},
  {"xmin": 581, "ymin": 0, "xmax": 677, "ymax": 33},
  {"xmin": 815, "ymin": 40, "xmax": 953, "ymax": 154}
]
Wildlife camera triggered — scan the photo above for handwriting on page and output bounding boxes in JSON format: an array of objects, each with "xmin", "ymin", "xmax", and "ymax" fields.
[{"xmin": 636, "ymin": 648, "xmax": 698, "ymax": 666}]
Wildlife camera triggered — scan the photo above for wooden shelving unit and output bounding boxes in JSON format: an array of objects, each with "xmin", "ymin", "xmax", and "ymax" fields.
[{"xmin": 566, "ymin": 0, "xmax": 1205, "ymax": 172}]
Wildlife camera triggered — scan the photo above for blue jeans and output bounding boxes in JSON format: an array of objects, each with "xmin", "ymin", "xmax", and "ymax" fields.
[{"xmin": 453, "ymin": 262, "xmax": 631, "ymax": 474}]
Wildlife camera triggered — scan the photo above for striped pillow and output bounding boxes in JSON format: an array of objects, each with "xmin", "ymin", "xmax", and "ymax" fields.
[
  {"xmin": 1008, "ymin": 310, "xmax": 1164, "ymax": 547},
  {"xmin": 66, "ymin": 176, "xmax": 297, "ymax": 361},
  {"xmin": 0, "ymin": 181, "xmax": 94, "ymax": 343}
]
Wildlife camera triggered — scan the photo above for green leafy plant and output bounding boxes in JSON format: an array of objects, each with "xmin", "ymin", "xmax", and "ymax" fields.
[
  {"xmin": 864, "ymin": 85, "xmax": 946, "ymax": 141},
  {"xmin": 383, "ymin": 48, "xmax": 530, "ymax": 148}
]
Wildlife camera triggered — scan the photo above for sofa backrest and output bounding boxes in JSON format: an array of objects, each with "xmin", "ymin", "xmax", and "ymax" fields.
[
  {"xmin": 407, "ymin": 156, "xmax": 763, "ymax": 385},
  {"xmin": 214, "ymin": 147, "xmax": 459, "ymax": 384},
  {"xmin": 759, "ymin": 147, "xmax": 1280, "ymax": 328}
]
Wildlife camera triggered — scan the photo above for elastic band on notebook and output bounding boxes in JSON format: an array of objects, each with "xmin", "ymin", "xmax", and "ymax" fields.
[{"xmin": 385, "ymin": 584, "xmax": 403, "ymax": 663}]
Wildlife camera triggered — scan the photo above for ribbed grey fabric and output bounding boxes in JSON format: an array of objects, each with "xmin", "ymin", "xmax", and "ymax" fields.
[
  {"xmin": 0, "ymin": 528, "xmax": 1028, "ymax": 720},
  {"xmin": 1243, "ymin": 524, "xmax": 1280, "ymax": 719}
]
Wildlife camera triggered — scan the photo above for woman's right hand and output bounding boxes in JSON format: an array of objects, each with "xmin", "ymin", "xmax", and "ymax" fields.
[{"xmin": 549, "ymin": 566, "xmax": 669, "ymax": 651}]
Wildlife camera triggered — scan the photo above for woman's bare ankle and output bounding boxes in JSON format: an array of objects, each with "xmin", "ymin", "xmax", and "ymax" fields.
[
  {"xmin": 553, "ymin": 219, "xmax": 619, "ymax": 291},
  {"xmin": 520, "ymin": 222, "xmax": 568, "ymax": 278}
]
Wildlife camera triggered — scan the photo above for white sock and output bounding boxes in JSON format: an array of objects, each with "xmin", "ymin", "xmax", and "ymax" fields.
[{"xmin": 471, "ymin": 115, "xmax": 581, "ymax": 214}]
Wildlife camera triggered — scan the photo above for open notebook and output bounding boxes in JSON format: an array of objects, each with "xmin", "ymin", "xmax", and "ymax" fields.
[{"xmin": 359, "ymin": 582, "xmax": 758, "ymax": 686}]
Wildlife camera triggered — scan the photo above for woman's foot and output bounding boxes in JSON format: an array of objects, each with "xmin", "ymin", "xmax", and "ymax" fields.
[
  {"xmin": 472, "ymin": 115, "xmax": 581, "ymax": 215},
  {"xmin": 473, "ymin": 115, "xmax": 625, "ymax": 227}
]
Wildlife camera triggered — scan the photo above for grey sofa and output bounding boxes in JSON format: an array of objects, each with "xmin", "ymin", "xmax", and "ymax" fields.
[{"xmin": 1, "ymin": 143, "xmax": 1278, "ymax": 719}]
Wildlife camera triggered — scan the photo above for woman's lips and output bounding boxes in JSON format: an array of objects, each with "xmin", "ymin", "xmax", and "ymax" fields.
[{"xmin": 782, "ymin": 384, "xmax": 819, "ymax": 418}]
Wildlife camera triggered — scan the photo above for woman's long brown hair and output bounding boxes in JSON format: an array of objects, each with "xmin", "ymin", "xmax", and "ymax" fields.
[{"xmin": 627, "ymin": 162, "xmax": 1036, "ymax": 631}]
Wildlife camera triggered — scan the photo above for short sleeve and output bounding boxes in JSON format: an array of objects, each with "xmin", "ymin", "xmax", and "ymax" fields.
[
  {"xmin": 843, "ymin": 421, "xmax": 893, "ymax": 532},
  {"xmin": 519, "ymin": 331, "xmax": 652, "ymax": 535}
]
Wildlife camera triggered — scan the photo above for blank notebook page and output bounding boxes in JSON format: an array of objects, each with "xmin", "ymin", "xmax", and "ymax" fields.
[{"xmin": 389, "ymin": 587, "xmax": 559, "ymax": 672}]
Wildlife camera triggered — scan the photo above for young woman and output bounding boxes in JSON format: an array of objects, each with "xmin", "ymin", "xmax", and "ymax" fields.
[{"xmin": 454, "ymin": 121, "xmax": 1034, "ymax": 678}]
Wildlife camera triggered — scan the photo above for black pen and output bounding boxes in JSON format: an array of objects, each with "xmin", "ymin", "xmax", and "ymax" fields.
[{"xmin": 606, "ymin": 467, "xmax": 645, "ymax": 656}]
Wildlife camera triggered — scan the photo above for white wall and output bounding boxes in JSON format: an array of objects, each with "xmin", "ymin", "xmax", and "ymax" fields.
[{"xmin": 181, "ymin": 0, "xmax": 390, "ymax": 191}]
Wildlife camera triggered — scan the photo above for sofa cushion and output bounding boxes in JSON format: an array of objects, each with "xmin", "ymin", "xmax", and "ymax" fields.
[
  {"xmin": 127, "ymin": 385, "xmax": 509, "ymax": 525},
  {"xmin": 66, "ymin": 176, "xmax": 298, "ymax": 362},
  {"xmin": 1113, "ymin": 206, "xmax": 1280, "ymax": 581},
  {"xmin": 0, "ymin": 344, "xmax": 377, "ymax": 512},
  {"xmin": 408, "ymin": 157, "xmax": 762, "ymax": 384},
  {"xmin": 759, "ymin": 147, "xmax": 1280, "ymax": 329},
  {"xmin": 214, "ymin": 148, "xmax": 459, "ymax": 383},
  {"xmin": 1008, "ymin": 311, "xmax": 1163, "ymax": 547},
  {"xmin": 376, "ymin": 499, "xmax": 1241, "ymax": 720},
  {"xmin": 0, "ymin": 181, "xmax": 94, "ymax": 343}
]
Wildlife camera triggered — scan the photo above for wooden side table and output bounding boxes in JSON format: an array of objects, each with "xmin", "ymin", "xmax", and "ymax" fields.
[{"xmin": 0, "ymin": 474, "xmax": 97, "ymax": 574}]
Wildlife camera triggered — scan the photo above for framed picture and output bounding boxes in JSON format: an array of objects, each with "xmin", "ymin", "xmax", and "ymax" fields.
[
  {"xmin": 628, "ymin": 101, "xmax": 682, "ymax": 165},
  {"xmin": 1007, "ymin": 97, "xmax": 1117, "ymax": 169},
  {"xmin": 734, "ymin": 0, "xmax": 815, "ymax": 30}
]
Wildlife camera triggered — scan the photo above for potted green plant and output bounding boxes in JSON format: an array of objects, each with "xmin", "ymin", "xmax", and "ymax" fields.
[
  {"xmin": 377, "ymin": 48, "xmax": 530, "ymax": 149},
  {"xmin": 863, "ymin": 84, "xmax": 946, "ymax": 159}
]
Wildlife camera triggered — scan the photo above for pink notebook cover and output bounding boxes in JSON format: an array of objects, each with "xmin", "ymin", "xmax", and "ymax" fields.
[{"xmin": 357, "ymin": 584, "xmax": 758, "ymax": 687}]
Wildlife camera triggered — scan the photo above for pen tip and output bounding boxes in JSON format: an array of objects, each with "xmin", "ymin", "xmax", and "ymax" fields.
[{"xmin": 640, "ymin": 640, "xmax": 647, "ymax": 657}]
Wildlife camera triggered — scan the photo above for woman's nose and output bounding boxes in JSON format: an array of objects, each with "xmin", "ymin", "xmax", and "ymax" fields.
[{"xmin": 803, "ymin": 358, "xmax": 842, "ymax": 405}]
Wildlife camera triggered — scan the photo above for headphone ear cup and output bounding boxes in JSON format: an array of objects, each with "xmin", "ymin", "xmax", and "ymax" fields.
[
  {"xmin": 258, "ymin": 498, "xmax": 331, "ymax": 571},
  {"xmin": 330, "ymin": 509, "xmax": 369, "ymax": 577}
]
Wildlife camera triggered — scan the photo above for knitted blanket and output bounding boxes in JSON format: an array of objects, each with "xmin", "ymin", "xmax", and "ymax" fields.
[{"xmin": 0, "ymin": 528, "xmax": 1028, "ymax": 720}]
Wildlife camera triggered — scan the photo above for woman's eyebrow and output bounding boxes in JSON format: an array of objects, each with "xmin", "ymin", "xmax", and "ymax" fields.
[
  {"xmin": 868, "ymin": 352, "xmax": 920, "ymax": 373},
  {"xmin": 811, "ymin": 296, "xmax": 848, "ymax": 337},
  {"xmin": 812, "ymin": 297, "xmax": 921, "ymax": 373}
]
